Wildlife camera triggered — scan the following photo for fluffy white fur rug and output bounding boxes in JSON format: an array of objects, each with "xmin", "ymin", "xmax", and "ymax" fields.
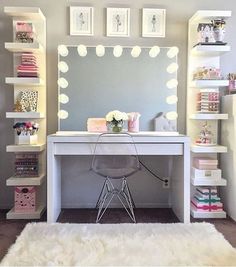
[{"xmin": 1, "ymin": 223, "xmax": 236, "ymax": 266}]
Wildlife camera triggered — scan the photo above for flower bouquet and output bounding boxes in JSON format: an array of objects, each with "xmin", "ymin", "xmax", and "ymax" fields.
[
  {"xmin": 13, "ymin": 122, "xmax": 39, "ymax": 145},
  {"xmin": 105, "ymin": 110, "xmax": 128, "ymax": 133}
]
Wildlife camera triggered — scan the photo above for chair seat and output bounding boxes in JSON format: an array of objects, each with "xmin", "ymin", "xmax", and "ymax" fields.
[{"xmin": 95, "ymin": 167, "xmax": 138, "ymax": 179}]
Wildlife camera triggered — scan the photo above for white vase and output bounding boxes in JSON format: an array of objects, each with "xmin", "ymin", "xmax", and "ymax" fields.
[{"xmin": 15, "ymin": 135, "xmax": 38, "ymax": 145}]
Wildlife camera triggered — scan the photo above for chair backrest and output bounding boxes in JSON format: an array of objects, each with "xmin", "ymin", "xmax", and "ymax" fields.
[{"xmin": 91, "ymin": 133, "xmax": 140, "ymax": 179}]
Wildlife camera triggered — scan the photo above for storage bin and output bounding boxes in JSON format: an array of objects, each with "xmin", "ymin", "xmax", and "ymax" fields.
[
  {"xmin": 192, "ymin": 167, "xmax": 221, "ymax": 179},
  {"xmin": 15, "ymin": 134, "xmax": 38, "ymax": 145},
  {"xmin": 193, "ymin": 158, "xmax": 218, "ymax": 170},
  {"xmin": 14, "ymin": 186, "xmax": 36, "ymax": 212},
  {"xmin": 87, "ymin": 118, "xmax": 107, "ymax": 132}
]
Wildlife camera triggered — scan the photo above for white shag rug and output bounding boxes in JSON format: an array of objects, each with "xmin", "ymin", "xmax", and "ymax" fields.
[{"xmin": 1, "ymin": 222, "xmax": 236, "ymax": 266}]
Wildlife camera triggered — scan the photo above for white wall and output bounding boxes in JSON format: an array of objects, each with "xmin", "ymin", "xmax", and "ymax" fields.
[{"xmin": 0, "ymin": 0, "xmax": 236, "ymax": 208}]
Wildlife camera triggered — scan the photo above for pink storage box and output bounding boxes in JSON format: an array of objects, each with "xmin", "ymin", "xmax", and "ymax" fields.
[
  {"xmin": 14, "ymin": 186, "xmax": 36, "ymax": 212},
  {"xmin": 193, "ymin": 157, "xmax": 218, "ymax": 170},
  {"xmin": 87, "ymin": 118, "xmax": 107, "ymax": 132}
]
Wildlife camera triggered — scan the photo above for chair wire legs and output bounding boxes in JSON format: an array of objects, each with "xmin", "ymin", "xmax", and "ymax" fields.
[{"xmin": 96, "ymin": 177, "xmax": 136, "ymax": 223}]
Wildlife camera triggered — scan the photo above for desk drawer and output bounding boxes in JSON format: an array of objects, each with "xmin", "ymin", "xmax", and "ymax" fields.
[{"xmin": 54, "ymin": 143, "xmax": 183, "ymax": 155}]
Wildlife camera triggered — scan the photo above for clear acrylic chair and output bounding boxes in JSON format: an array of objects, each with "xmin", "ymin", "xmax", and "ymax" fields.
[{"xmin": 91, "ymin": 132, "xmax": 141, "ymax": 223}]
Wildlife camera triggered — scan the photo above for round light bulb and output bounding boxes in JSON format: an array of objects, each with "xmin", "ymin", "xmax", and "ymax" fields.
[
  {"xmin": 58, "ymin": 61, "xmax": 69, "ymax": 73},
  {"xmin": 59, "ymin": 94, "xmax": 69, "ymax": 104},
  {"xmin": 166, "ymin": 79, "xmax": 178, "ymax": 89},
  {"xmin": 58, "ymin": 110, "xmax": 69, "ymax": 119},
  {"xmin": 166, "ymin": 111, "xmax": 178, "ymax": 120},
  {"xmin": 166, "ymin": 95, "xmax": 178, "ymax": 105},
  {"xmin": 57, "ymin": 78, "xmax": 68, "ymax": 89},
  {"xmin": 149, "ymin": 46, "xmax": 160, "ymax": 58},
  {"xmin": 113, "ymin": 45, "xmax": 123, "ymax": 58},
  {"xmin": 77, "ymin": 45, "xmax": 87, "ymax": 57},
  {"xmin": 167, "ymin": 63, "xmax": 179, "ymax": 74},
  {"xmin": 167, "ymin": 47, "xmax": 179, "ymax": 59},
  {"xmin": 96, "ymin": 45, "xmax": 105, "ymax": 57},
  {"xmin": 131, "ymin": 46, "xmax": 141, "ymax": 58},
  {"xmin": 58, "ymin": 45, "xmax": 69, "ymax": 57}
]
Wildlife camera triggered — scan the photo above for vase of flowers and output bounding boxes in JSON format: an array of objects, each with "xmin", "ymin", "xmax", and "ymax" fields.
[{"xmin": 105, "ymin": 110, "xmax": 128, "ymax": 133}]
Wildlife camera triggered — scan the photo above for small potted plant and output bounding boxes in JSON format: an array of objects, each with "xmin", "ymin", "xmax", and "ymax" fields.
[
  {"xmin": 13, "ymin": 121, "xmax": 39, "ymax": 145},
  {"xmin": 105, "ymin": 110, "xmax": 128, "ymax": 133}
]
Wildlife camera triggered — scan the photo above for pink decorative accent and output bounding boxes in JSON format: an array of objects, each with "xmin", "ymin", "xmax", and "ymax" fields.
[
  {"xmin": 87, "ymin": 118, "xmax": 107, "ymax": 132},
  {"xmin": 14, "ymin": 186, "xmax": 36, "ymax": 212},
  {"xmin": 128, "ymin": 112, "xmax": 141, "ymax": 132},
  {"xmin": 194, "ymin": 157, "xmax": 218, "ymax": 170}
]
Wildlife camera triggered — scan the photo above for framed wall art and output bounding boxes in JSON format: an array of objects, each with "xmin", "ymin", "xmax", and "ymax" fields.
[
  {"xmin": 142, "ymin": 8, "xmax": 166, "ymax": 37},
  {"xmin": 106, "ymin": 8, "xmax": 130, "ymax": 37},
  {"xmin": 70, "ymin": 6, "xmax": 94, "ymax": 36}
]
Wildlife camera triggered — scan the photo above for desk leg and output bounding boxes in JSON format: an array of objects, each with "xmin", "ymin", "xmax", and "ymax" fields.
[
  {"xmin": 47, "ymin": 143, "xmax": 61, "ymax": 223},
  {"xmin": 171, "ymin": 142, "xmax": 190, "ymax": 223}
]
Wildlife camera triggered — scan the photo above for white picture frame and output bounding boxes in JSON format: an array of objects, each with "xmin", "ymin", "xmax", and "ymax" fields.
[
  {"xmin": 106, "ymin": 8, "xmax": 130, "ymax": 37},
  {"xmin": 70, "ymin": 6, "xmax": 94, "ymax": 36},
  {"xmin": 142, "ymin": 8, "xmax": 166, "ymax": 38}
]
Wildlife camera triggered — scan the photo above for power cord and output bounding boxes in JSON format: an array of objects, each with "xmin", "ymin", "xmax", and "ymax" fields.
[{"xmin": 139, "ymin": 160, "xmax": 168, "ymax": 184}]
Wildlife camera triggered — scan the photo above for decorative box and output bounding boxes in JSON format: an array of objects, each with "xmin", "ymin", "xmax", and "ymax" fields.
[
  {"xmin": 15, "ymin": 134, "xmax": 38, "ymax": 145},
  {"xmin": 14, "ymin": 153, "xmax": 39, "ymax": 177},
  {"xmin": 87, "ymin": 118, "xmax": 107, "ymax": 132},
  {"xmin": 192, "ymin": 167, "xmax": 221, "ymax": 179},
  {"xmin": 193, "ymin": 158, "xmax": 218, "ymax": 170},
  {"xmin": 14, "ymin": 186, "xmax": 36, "ymax": 212},
  {"xmin": 196, "ymin": 186, "xmax": 218, "ymax": 196}
]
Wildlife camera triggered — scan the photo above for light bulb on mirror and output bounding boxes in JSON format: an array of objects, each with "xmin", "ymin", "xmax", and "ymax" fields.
[
  {"xmin": 113, "ymin": 45, "xmax": 123, "ymax": 58},
  {"xmin": 166, "ymin": 79, "xmax": 178, "ymax": 89},
  {"xmin": 149, "ymin": 46, "xmax": 160, "ymax": 58},
  {"xmin": 131, "ymin": 46, "xmax": 141, "ymax": 58},
  {"xmin": 77, "ymin": 45, "xmax": 87, "ymax": 57},
  {"xmin": 166, "ymin": 111, "xmax": 178, "ymax": 120},
  {"xmin": 59, "ymin": 94, "xmax": 69, "ymax": 104},
  {"xmin": 166, "ymin": 95, "xmax": 178, "ymax": 105},
  {"xmin": 58, "ymin": 61, "xmax": 69, "ymax": 73},
  {"xmin": 57, "ymin": 78, "xmax": 68, "ymax": 89},
  {"xmin": 96, "ymin": 45, "xmax": 105, "ymax": 57},
  {"xmin": 167, "ymin": 63, "xmax": 179, "ymax": 74},
  {"xmin": 167, "ymin": 47, "xmax": 179, "ymax": 59},
  {"xmin": 58, "ymin": 45, "xmax": 69, "ymax": 57},
  {"xmin": 58, "ymin": 110, "xmax": 69, "ymax": 119}
]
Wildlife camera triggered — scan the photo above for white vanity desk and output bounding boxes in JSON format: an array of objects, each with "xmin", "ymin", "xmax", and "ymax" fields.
[{"xmin": 47, "ymin": 131, "xmax": 190, "ymax": 223}]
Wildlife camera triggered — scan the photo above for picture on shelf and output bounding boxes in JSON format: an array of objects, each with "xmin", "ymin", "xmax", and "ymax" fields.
[
  {"xmin": 142, "ymin": 8, "xmax": 166, "ymax": 37},
  {"xmin": 70, "ymin": 6, "xmax": 94, "ymax": 36},
  {"xmin": 106, "ymin": 8, "xmax": 130, "ymax": 37}
]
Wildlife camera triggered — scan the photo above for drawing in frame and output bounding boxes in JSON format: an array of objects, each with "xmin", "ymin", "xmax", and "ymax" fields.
[
  {"xmin": 106, "ymin": 8, "xmax": 130, "ymax": 37},
  {"xmin": 142, "ymin": 8, "xmax": 166, "ymax": 37},
  {"xmin": 70, "ymin": 6, "xmax": 94, "ymax": 36}
]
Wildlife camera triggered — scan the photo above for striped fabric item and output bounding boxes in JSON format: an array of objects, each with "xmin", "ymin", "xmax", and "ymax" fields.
[{"xmin": 17, "ymin": 53, "xmax": 39, "ymax": 78}]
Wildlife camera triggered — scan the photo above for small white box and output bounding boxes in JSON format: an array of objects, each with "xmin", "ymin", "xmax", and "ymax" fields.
[
  {"xmin": 15, "ymin": 135, "xmax": 38, "ymax": 145},
  {"xmin": 192, "ymin": 167, "xmax": 221, "ymax": 179}
]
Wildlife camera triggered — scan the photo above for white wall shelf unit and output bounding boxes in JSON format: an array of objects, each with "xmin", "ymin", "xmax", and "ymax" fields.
[
  {"xmin": 6, "ymin": 174, "xmax": 46, "ymax": 186},
  {"xmin": 4, "ymin": 6, "xmax": 46, "ymax": 220},
  {"xmin": 187, "ymin": 10, "xmax": 231, "ymax": 219}
]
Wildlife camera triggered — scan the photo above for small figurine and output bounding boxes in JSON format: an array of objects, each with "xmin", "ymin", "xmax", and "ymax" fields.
[
  {"xmin": 196, "ymin": 121, "xmax": 214, "ymax": 145},
  {"xmin": 13, "ymin": 99, "xmax": 23, "ymax": 112}
]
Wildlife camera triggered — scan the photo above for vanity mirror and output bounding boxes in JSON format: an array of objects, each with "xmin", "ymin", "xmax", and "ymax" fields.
[{"xmin": 57, "ymin": 45, "xmax": 178, "ymax": 131}]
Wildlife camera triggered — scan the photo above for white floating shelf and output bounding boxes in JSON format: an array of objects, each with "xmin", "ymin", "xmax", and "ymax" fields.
[
  {"xmin": 4, "ymin": 7, "xmax": 45, "ymax": 21},
  {"xmin": 5, "ymin": 77, "xmax": 44, "ymax": 86},
  {"xmin": 5, "ymin": 42, "xmax": 44, "ymax": 53},
  {"xmin": 191, "ymin": 80, "xmax": 229, "ymax": 88},
  {"xmin": 191, "ymin": 206, "xmax": 226, "ymax": 219},
  {"xmin": 6, "ymin": 144, "xmax": 46, "ymax": 153},
  {"xmin": 6, "ymin": 112, "xmax": 44, "ymax": 119},
  {"xmin": 191, "ymin": 145, "xmax": 227, "ymax": 153},
  {"xmin": 191, "ymin": 45, "xmax": 231, "ymax": 56},
  {"xmin": 190, "ymin": 114, "xmax": 228, "ymax": 120},
  {"xmin": 6, "ymin": 174, "xmax": 46, "ymax": 186},
  {"xmin": 191, "ymin": 177, "xmax": 227, "ymax": 186},
  {"xmin": 190, "ymin": 10, "xmax": 231, "ymax": 24},
  {"xmin": 6, "ymin": 205, "xmax": 45, "ymax": 220}
]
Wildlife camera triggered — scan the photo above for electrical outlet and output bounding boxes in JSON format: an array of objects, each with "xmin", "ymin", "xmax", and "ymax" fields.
[{"xmin": 163, "ymin": 177, "xmax": 170, "ymax": 188}]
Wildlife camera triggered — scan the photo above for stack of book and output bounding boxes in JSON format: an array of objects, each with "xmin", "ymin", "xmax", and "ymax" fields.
[
  {"xmin": 17, "ymin": 53, "xmax": 39, "ymax": 78},
  {"xmin": 191, "ymin": 187, "xmax": 223, "ymax": 212},
  {"xmin": 14, "ymin": 153, "xmax": 38, "ymax": 177}
]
